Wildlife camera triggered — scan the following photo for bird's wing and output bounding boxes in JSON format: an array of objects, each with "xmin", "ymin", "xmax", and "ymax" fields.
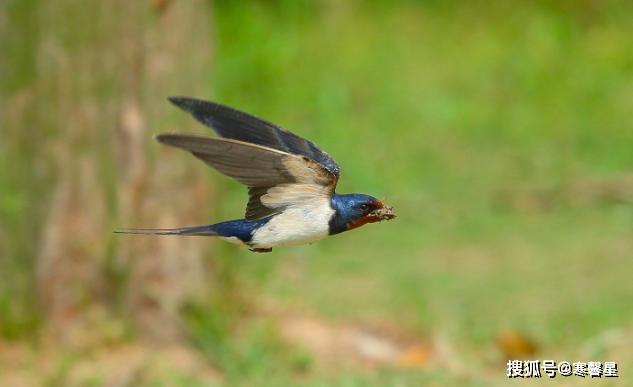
[
  {"xmin": 157, "ymin": 134, "xmax": 337, "ymax": 220},
  {"xmin": 167, "ymin": 97, "xmax": 341, "ymax": 179}
]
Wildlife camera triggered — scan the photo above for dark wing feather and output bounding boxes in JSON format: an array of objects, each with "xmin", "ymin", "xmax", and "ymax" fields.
[
  {"xmin": 157, "ymin": 134, "xmax": 336, "ymax": 220},
  {"xmin": 157, "ymin": 134, "xmax": 293, "ymax": 187},
  {"xmin": 167, "ymin": 97, "xmax": 341, "ymax": 178},
  {"xmin": 246, "ymin": 187, "xmax": 272, "ymax": 220}
]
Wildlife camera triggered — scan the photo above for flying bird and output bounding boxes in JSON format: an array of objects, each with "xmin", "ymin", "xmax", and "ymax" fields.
[{"xmin": 117, "ymin": 97, "xmax": 396, "ymax": 252}]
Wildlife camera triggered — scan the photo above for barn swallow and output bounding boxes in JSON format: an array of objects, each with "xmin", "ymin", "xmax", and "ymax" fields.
[{"xmin": 117, "ymin": 97, "xmax": 396, "ymax": 252}]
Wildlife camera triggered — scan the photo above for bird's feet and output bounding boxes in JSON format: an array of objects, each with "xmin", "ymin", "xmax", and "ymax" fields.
[{"xmin": 249, "ymin": 247, "xmax": 272, "ymax": 253}]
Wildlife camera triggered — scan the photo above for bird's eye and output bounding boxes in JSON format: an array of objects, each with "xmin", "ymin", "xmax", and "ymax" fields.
[{"xmin": 359, "ymin": 204, "xmax": 369, "ymax": 211}]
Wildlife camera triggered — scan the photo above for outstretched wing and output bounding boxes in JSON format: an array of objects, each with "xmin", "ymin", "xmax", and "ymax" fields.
[
  {"xmin": 157, "ymin": 134, "xmax": 337, "ymax": 220},
  {"xmin": 167, "ymin": 97, "xmax": 340, "ymax": 179}
]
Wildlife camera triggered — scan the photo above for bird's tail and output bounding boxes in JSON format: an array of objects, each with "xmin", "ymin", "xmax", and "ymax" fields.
[{"xmin": 114, "ymin": 225, "xmax": 218, "ymax": 236}]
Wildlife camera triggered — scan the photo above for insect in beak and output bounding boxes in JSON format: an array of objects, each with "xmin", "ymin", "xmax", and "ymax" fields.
[
  {"xmin": 369, "ymin": 199, "xmax": 396, "ymax": 221},
  {"xmin": 372, "ymin": 205, "xmax": 396, "ymax": 220}
]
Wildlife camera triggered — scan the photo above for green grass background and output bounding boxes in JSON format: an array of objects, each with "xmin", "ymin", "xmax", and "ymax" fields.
[{"xmin": 2, "ymin": 0, "xmax": 633, "ymax": 385}]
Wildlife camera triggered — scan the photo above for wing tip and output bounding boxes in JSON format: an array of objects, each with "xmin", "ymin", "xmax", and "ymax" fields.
[
  {"xmin": 167, "ymin": 95, "xmax": 190, "ymax": 107},
  {"xmin": 155, "ymin": 132, "xmax": 199, "ymax": 146},
  {"xmin": 168, "ymin": 96, "xmax": 226, "ymax": 122},
  {"xmin": 168, "ymin": 96, "xmax": 212, "ymax": 112},
  {"xmin": 155, "ymin": 133, "xmax": 170, "ymax": 144}
]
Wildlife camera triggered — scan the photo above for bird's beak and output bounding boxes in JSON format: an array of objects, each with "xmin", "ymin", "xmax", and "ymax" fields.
[
  {"xmin": 373, "ymin": 205, "xmax": 396, "ymax": 221},
  {"xmin": 371, "ymin": 200, "xmax": 396, "ymax": 221}
]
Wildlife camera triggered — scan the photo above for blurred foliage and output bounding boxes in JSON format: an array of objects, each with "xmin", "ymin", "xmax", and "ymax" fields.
[{"xmin": 2, "ymin": 0, "xmax": 633, "ymax": 385}]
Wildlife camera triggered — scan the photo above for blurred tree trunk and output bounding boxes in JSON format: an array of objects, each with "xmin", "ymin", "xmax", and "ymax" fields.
[
  {"xmin": 3, "ymin": 0, "xmax": 215, "ymax": 344},
  {"xmin": 113, "ymin": 0, "xmax": 216, "ymax": 344}
]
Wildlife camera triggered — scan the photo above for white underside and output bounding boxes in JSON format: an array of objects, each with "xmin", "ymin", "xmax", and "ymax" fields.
[{"xmin": 249, "ymin": 198, "xmax": 335, "ymax": 249}]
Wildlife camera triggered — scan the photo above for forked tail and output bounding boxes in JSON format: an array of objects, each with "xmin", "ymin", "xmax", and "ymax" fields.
[{"xmin": 114, "ymin": 225, "xmax": 218, "ymax": 236}]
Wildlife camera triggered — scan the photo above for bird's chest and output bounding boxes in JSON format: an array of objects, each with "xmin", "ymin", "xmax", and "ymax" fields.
[{"xmin": 250, "ymin": 200, "xmax": 334, "ymax": 248}]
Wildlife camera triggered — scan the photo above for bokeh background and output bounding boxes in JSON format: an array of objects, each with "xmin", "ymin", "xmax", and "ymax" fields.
[{"xmin": 2, "ymin": 0, "xmax": 633, "ymax": 385}]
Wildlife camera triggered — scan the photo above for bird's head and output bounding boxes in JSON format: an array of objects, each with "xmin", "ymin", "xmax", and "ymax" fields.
[{"xmin": 329, "ymin": 193, "xmax": 396, "ymax": 234}]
